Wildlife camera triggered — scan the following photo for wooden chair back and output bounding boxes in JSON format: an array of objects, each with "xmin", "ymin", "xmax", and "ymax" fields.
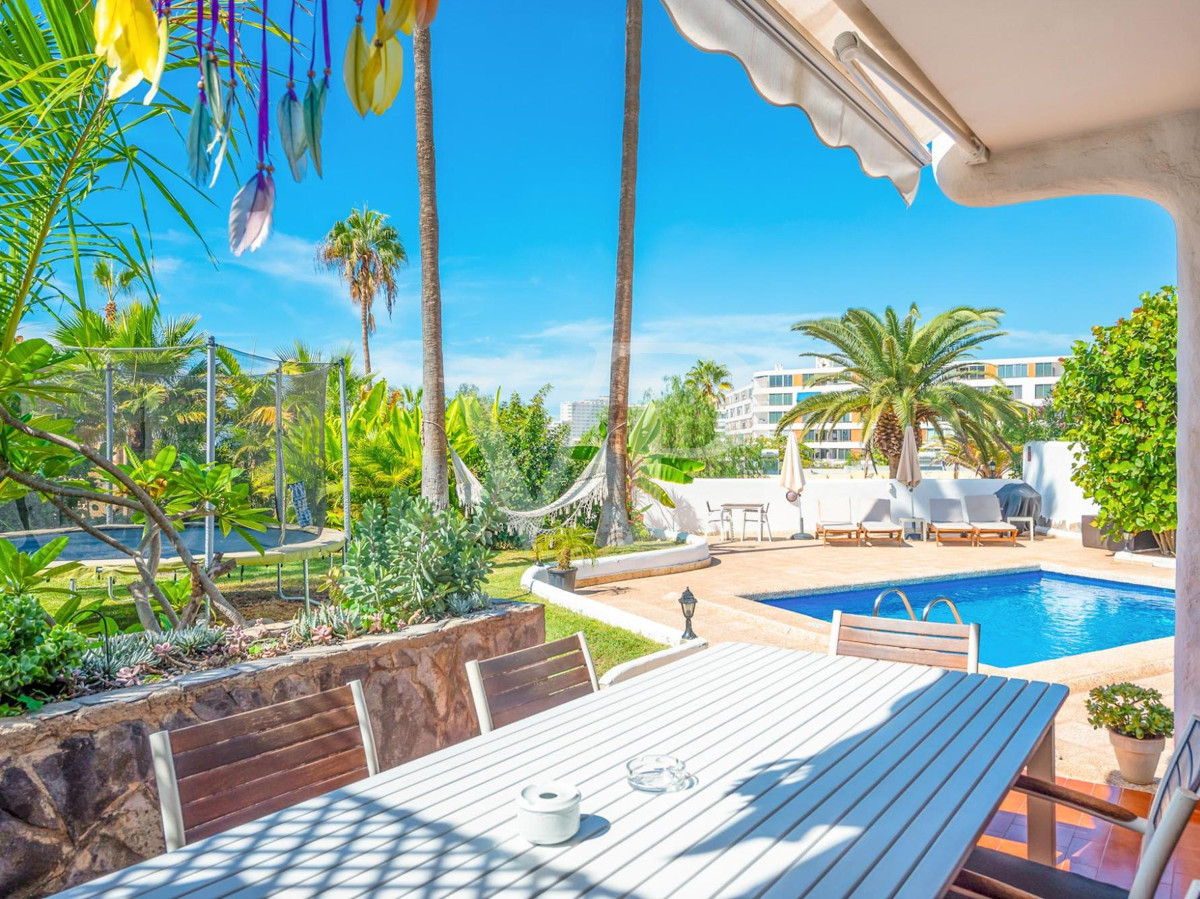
[
  {"xmin": 466, "ymin": 632, "xmax": 598, "ymax": 734},
  {"xmin": 829, "ymin": 610, "xmax": 980, "ymax": 673},
  {"xmin": 150, "ymin": 680, "xmax": 378, "ymax": 850}
]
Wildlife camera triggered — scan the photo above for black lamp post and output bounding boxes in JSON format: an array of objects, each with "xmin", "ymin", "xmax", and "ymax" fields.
[{"xmin": 679, "ymin": 587, "xmax": 698, "ymax": 641}]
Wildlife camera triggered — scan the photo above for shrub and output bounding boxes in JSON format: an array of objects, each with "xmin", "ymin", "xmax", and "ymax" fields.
[
  {"xmin": 0, "ymin": 594, "xmax": 86, "ymax": 714},
  {"xmin": 1056, "ymin": 287, "xmax": 1177, "ymax": 553},
  {"xmin": 336, "ymin": 490, "xmax": 498, "ymax": 623},
  {"xmin": 1086, "ymin": 682, "xmax": 1174, "ymax": 739}
]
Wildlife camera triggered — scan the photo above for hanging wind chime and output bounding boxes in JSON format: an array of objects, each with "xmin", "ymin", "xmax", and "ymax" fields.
[
  {"xmin": 228, "ymin": 0, "xmax": 274, "ymax": 255},
  {"xmin": 94, "ymin": 0, "xmax": 440, "ymax": 256}
]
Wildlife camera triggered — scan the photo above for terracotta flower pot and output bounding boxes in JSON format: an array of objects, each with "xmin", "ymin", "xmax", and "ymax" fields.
[
  {"xmin": 1109, "ymin": 730, "xmax": 1166, "ymax": 784},
  {"xmin": 546, "ymin": 567, "xmax": 577, "ymax": 593}
]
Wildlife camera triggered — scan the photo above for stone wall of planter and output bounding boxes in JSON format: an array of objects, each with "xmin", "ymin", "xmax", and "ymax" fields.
[{"xmin": 0, "ymin": 602, "xmax": 544, "ymax": 898}]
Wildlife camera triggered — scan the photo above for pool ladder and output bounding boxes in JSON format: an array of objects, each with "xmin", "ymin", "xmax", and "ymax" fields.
[{"xmin": 872, "ymin": 588, "xmax": 964, "ymax": 624}]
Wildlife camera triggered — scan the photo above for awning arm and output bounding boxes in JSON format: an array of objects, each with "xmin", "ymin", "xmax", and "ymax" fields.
[{"xmin": 834, "ymin": 32, "xmax": 990, "ymax": 165}]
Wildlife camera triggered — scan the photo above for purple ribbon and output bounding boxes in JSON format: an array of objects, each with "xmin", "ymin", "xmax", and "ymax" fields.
[
  {"xmin": 196, "ymin": 0, "xmax": 205, "ymax": 104},
  {"xmin": 208, "ymin": 0, "xmax": 218, "ymax": 50},
  {"xmin": 227, "ymin": 0, "xmax": 235, "ymax": 85},
  {"xmin": 287, "ymin": 0, "xmax": 297, "ymax": 84},
  {"xmin": 321, "ymin": 0, "xmax": 331, "ymax": 74},
  {"xmin": 258, "ymin": 0, "xmax": 269, "ymax": 165}
]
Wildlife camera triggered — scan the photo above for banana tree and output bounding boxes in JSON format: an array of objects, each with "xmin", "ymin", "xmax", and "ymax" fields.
[{"xmin": 572, "ymin": 401, "xmax": 704, "ymax": 511}]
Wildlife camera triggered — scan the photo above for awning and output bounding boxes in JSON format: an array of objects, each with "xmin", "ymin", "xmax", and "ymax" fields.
[{"xmin": 659, "ymin": 0, "xmax": 948, "ymax": 203}]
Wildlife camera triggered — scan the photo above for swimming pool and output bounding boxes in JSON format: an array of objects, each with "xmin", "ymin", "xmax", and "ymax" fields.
[{"xmin": 759, "ymin": 571, "xmax": 1175, "ymax": 668}]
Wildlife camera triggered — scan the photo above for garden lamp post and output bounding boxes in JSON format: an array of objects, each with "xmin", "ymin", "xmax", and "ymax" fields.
[{"xmin": 679, "ymin": 587, "xmax": 698, "ymax": 641}]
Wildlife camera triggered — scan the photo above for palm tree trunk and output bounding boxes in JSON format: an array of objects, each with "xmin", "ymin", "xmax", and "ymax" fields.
[
  {"xmin": 414, "ymin": 26, "xmax": 449, "ymax": 510},
  {"xmin": 360, "ymin": 298, "xmax": 373, "ymax": 374},
  {"xmin": 596, "ymin": 0, "xmax": 642, "ymax": 547}
]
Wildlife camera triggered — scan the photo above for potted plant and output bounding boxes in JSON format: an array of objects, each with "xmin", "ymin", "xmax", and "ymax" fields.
[
  {"xmin": 533, "ymin": 526, "xmax": 597, "ymax": 593},
  {"xmin": 1085, "ymin": 682, "xmax": 1174, "ymax": 784}
]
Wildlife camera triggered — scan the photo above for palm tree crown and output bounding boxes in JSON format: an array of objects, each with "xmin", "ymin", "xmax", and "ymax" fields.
[
  {"xmin": 685, "ymin": 358, "xmax": 732, "ymax": 406},
  {"xmin": 777, "ymin": 304, "xmax": 1024, "ymax": 476},
  {"xmin": 92, "ymin": 261, "xmax": 140, "ymax": 326},
  {"xmin": 316, "ymin": 206, "xmax": 407, "ymax": 375}
]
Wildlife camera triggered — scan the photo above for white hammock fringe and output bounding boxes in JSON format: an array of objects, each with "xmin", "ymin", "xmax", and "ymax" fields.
[{"xmin": 450, "ymin": 445, "xmax": 608, "ymax": 544}]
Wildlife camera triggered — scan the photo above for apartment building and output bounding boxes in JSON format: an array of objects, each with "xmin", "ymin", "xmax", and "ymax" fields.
[
  {"xmin": 718, "ymin": 356, "xmax": 1062, "ymax": 462},
  {"xmin": 559, "ymin": 396, "xmax": 608, "ymax": 445}
]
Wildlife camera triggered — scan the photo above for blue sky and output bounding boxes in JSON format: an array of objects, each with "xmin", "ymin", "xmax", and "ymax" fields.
[{"xmin": 39, "ymin": 1, "xmax": 1178, "ymax": 408}]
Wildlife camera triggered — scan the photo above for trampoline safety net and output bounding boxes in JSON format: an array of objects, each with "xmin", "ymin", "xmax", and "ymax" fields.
[{"xmin": 0, "ymin": 343, "xmax": 333, "ymax": 545}]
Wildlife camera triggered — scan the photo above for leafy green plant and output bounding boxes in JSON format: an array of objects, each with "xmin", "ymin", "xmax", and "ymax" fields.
[
  {"xmin": 335, "ymin": 490, "xmax": 498, "ymax": 623},
  {"xmin": 0, "ymin": 536, "xmax": 80, "ymax": 615},
  {"xmin": 0, "ymin": 594, "xmax": 85, "ymax": 714},
  {"xmin": 1086, "ymin": 682, "xmax": 1174, "ymax": 740},
  {"xmin": 289, "ymin": 603, "xmax": 370, "ymax": 644},
  {"xmin": 534, "ymin": 526, "xmax": 598, "ymax": 571},
  {"xmin": 1056, "ymin": 287, "xmax": 1177, "ymax": 554},
  {"xmin": 572, "ymin": 401, "xmax": 704, "ymax": 510}
]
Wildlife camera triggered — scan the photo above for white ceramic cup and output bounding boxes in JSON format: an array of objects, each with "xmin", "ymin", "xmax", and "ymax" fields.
[{"xmin": 516, "ymin": 781, "xmax": 582, "ymax": 845}]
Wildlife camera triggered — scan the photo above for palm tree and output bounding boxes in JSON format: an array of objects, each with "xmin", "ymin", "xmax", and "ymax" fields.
[
  {"xmin": 776, "ymin": 305, "xmax": 1024, "ymax": 476},
  {"xmin": 413, "ymin": 26, "xmax": 449, "ymax": 509},
  {"xmin": 316, "ymin": 207, "xmax": 407, "ymax": 376},
  {"xmin": 92, "ymin": 261, "xmax": 139, "ymax": 325},
  {"xmin": 685, "ymin": 358, "xmax": 732, "ymax": 406},
  {"xmin": 596, "ymin": 0, "xmax": 642, "ymax": 547}
]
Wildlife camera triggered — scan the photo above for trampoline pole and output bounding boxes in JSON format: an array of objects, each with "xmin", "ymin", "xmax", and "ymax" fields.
[
  {"xmin": 204, "ymin": 337, "xmax": 216, "ymax": 624},
  {"xmin": 275, "ymin": 364, "xmax": 285, "ymax": 540},
  {"xmin": 339, "ymin": 360, "xmax": 351, "ymax": 541},
  {"xmin": 104, "ymin": 363, "xmax": 114, "ymax": 525}
]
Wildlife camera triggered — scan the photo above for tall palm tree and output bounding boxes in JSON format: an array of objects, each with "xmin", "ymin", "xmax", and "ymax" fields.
[
  {"xmin": 413, "ymin": 26, "xmax": 449, "ymax": 509},
  {"xmin": 776, "ymin": 305, "xmax": 1024, "ymax": 476},
  {"xmin": 685, "ymin": 358, "xmax": 732, "ymax": 406},
  {"xmin": 596, "ymin": 0, "xmax": 642, "ymax": 547},
  {"xmin": 92, "ymin": 260, "xmax": 139, "ymax": 325},
  {"xmin": 315, "ymin": 207, "xmax": 407, "ymax": 376}
]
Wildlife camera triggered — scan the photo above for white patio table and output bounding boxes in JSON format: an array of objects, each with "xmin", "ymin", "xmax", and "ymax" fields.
[{"xmin": 53, "ymin": 643, "xmax": 1067, "ymax": 899}]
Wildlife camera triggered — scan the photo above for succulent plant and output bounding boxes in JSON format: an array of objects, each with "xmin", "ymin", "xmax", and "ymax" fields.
[{"xmin": 289, "ymin": 603, "xmax": 365, "ymax": 644}]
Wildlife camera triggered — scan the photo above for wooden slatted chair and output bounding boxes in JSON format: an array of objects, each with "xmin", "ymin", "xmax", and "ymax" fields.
[
  {"xmin": 149, "ymin": 680, "xmax": 379, "ymax": 851},
  {"xmin": 952, "ymin": 714, "xmax": 1200, "ymax": 899},
  {"xmin": 466, "ymin": 632, "xmax": 598, "ymax": 734},
  {"xmin": 928, "ymin": 498, "xmax": 976, "ymax": 546},
  {"xmin": 828, "ymin": 610, "xmax": 980, "ymax": 673}
]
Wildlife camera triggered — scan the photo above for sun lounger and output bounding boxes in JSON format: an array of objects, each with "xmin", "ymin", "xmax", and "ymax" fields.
[
  {"xmin": 817, "ymin": 498, "xmax": 860, "ymax": 545},
  {"xmin": 965, "ymin": 494, "xmax": 1019, "ymax": 546},
  {"xmin": 928, "ymin": 498, "xmax": 975, "ymax": 545},
  {"xmin": 858, "ymin": 498, "xmax": 904, "ymax": 545}
]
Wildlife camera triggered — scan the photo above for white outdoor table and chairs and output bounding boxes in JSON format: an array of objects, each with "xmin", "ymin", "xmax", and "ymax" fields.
[
  {"xmin": 721, "ymin": 501, "xmax": 772, "ymax": 541},
  {"xmin": 53, "ymin": 643, "xmax": 1066, "ymax": 899}
]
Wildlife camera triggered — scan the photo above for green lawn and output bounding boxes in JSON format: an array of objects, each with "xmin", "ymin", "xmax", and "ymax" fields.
[{"xmin": 42, "ymin": 542, "xmax": 668, "ymax": 677}]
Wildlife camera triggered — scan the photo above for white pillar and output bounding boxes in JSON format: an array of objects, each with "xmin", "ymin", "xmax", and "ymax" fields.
[
  {"xmin": 935, "ymin": 109, "xmax": 1200, "ymax": 730},
  {"xmin": 1177, "ymin": 204, "xmax": 1200, "ymax": 728}
]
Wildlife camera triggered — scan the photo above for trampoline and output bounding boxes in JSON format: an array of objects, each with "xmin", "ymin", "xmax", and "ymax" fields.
[{"xmin": 8, "ymin": 524, "xmax": 345, "ymax": 569}]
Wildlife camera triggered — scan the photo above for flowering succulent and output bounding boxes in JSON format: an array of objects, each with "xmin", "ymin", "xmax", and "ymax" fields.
[{"xmin": 311, "ymin": 625, "xmax": 334, "ymax": 646}]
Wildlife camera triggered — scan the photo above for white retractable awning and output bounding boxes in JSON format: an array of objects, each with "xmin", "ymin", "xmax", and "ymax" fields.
[{"xmin": 660, "ymin": 0, "xmax": 952, "ymax": 202}]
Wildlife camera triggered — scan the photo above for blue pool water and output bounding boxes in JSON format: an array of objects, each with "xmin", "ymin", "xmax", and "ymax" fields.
[{"xmin": 760, "ymin": 571, "xmax": 1175, "ymax": 668}]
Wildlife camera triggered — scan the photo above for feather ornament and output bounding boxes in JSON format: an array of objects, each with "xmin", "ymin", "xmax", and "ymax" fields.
[
  {"xmin": 277, "ymin": 86, "xmax": 308, "ymax": 182},
  {"xmin": 94, "ymin": 0, "xmax": 161, "ymax": 99},
  {"xmin": 365, "ymin": 36, "xmax": 403, "ymax": 116},
  {"xmin": 229, "ymin": 169, "xmax": 276, "ymax": 257},
  {"xmin": 303, "ymin": 76, "xmax": 328, "ymax": 178},
  {"xmin": 142, "ymin": 16, "xmax": 169, "ymax": 105},
  {"xmin": 378, "ymin": 0, "xmax": 414, "ymax": 40},
  {"xmin": 204, "ymin": 53, "xmax": 226, "ymax": 134},
  {"xmin": 186, "ymin": 93, "xmax": 213, "ymax": 186},
  {"xmin": 343, "ymin": 19, "xmax": 372, "ymax": 117}
]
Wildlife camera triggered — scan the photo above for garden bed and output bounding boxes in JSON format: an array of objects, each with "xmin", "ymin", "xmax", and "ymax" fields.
[{"xmin": 0, "ymin": 601, "xmax": 543, "ymax": 898}]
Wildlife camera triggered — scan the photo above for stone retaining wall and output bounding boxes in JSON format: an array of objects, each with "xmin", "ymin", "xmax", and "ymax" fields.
[{"xmin": 0, "ymin": 602, "xmax": 544, "ymax": 898}]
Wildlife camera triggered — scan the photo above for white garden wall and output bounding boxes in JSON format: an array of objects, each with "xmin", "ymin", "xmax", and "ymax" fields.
[
  {"xmin": 641, "ymin": 476, "xmax": 1028, "ymax": 536},
  {"xmin": 1023, "ymin": 441, "xmax": 1097, "ymax": 531}
]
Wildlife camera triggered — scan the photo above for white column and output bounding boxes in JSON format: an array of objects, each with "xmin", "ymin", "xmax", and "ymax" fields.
[{"xmin": 1176, "ymin": 204, "xmax": 1200, "ymax": 728}]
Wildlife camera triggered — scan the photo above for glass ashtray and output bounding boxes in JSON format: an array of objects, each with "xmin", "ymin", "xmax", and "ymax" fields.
[{"xmin": 626, "ymin": 755, "xmax": 689, "ymax": 793}]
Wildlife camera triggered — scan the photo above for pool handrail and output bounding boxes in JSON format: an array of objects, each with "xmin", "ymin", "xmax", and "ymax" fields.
[
  {"xmin": 872, "ymin": 588, "xmax": 917, "ymax": 621},
  {"xmin": 922, "ymin": 596, "xmax": 964, "ymax": 625}
]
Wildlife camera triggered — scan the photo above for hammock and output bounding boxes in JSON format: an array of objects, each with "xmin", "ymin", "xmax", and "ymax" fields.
[{"xmin": 450, "ymin": 445, "xmax": 609, "ymax": 543}]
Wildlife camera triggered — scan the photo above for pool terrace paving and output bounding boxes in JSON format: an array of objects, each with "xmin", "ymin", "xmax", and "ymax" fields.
[{"xmin": 578, "ymin": 534, "xmax": 1176, "ymax": 787}]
